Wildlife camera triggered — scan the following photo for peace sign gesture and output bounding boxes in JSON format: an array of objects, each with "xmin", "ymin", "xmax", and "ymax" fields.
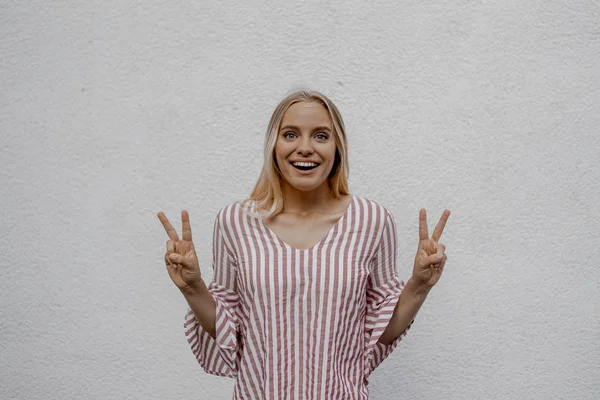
[
  {"xmin": 412, "ymin": 208, "xmax": 450, "ymax": 288},
  {"xmin": 157, "ymin": 210, "xmax": 202, "ymax": 294}
]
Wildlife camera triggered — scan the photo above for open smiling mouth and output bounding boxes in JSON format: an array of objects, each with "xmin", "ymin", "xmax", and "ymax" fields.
[{"xmin": 291, "ymin": 162, "xmax": 319, "ymax": 171}]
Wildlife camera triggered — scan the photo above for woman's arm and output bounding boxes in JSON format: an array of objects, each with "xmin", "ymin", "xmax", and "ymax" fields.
[
  {"xmin": 378, "ymin": 277, "xmax": 430, "ymax": 345},
  {"xmin": 182, "ymin": 281, "xmax": 218, "ymax": 339},
  {"xmin": 379, "ymin": 208, "xmax": 450, "ymax": 345}
]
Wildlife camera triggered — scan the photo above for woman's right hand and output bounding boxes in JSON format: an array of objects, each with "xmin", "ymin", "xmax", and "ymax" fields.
[{"xmin": 157, "ymin": 210, "xmax": 202, "ymax": 294}]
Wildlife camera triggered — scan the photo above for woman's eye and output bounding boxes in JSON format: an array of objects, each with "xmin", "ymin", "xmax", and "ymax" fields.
[
  {"xmin": 283, "ymin": 132, "xmax": 296, "ymax": 139},
  {"xmin": 315, "ymin": 133, "xmax": 329, "ymax": 140}
]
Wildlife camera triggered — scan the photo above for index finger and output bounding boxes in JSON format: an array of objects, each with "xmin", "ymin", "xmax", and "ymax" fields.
[
  {"xmin": 432, "ymin": 209, "xmax": 451, "ymax": 242},
  {"xmin": 157, "ymin": 211, "xmax": 180, "ymax": 241},
  {"xmin": 181, "ymin": 210, "xmax": 193, "ymax": 241},
  {"xmin": 419, "ymin": 208, "xmax": 429, "ymax": 241}
]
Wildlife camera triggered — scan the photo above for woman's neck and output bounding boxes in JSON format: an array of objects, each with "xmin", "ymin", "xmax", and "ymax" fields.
[{"xmin": 280, "ymin": 182, "xmax": 344, "ymax": 215}]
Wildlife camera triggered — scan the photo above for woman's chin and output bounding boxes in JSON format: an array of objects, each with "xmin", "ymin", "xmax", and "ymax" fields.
[{"xmin": 282, "ymin": 177, "xmax": 328, "ymax": 193}]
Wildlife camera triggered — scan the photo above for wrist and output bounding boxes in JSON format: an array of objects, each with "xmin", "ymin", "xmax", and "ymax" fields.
[
  {"xmin": 406, "ymin": 276, "xmax": 433, "ymax": 297},
  {"xmin": 180, "ymin": 279, "xmax": 209, "ymax": 298}
]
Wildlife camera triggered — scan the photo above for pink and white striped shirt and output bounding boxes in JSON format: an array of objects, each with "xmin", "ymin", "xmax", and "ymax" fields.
[{"xmin": 184, "ymin": 195, "xmax": 412, "ymax": 399}]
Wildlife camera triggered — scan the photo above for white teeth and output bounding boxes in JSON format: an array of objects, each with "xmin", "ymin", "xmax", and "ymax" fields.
[{"xmin": 292, "ymin": 162, "xmax": 318, "ymax": 167}]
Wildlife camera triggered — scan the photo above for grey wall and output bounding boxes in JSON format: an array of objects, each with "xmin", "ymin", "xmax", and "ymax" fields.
[{"xmin": 1, "ymin": 1, "xmax": 599, "ymax": 399}]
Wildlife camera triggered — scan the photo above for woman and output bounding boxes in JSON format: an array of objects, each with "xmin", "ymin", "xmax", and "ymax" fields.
[{"xmin": 157, "ymin": 89, "xmax": 450, "ymax": 399}]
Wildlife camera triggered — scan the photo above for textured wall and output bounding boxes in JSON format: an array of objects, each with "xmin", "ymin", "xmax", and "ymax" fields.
[{"xmin": 1, "ymin": 1, "xmax": 599, "ymax": 399}]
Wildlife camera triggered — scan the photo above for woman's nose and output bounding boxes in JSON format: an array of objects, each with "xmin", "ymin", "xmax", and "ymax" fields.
[{"xmin": 296, "ymin": 136, "xmax": 314, "ymax": 155}]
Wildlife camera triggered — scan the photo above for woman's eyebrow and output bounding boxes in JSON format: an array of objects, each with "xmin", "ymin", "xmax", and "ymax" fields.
[{"xmin": 280, "ymin": 125, "xmax": 331, "ymax": 132}]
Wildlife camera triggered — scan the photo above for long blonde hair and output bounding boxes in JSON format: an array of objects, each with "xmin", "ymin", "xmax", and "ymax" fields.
[{"xmin": 244, "ymin": 89, "xmax": 350, "ymax": 218}]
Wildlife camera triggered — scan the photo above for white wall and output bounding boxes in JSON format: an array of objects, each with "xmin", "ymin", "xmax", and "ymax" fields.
[{"xmin": 1, "ymin": 1, "xmax": 599, "ymax": 399}]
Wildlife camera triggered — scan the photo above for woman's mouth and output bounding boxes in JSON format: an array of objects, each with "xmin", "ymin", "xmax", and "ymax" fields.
[{"xmin": 291, "ymin": 161, "xmax": 319, "ymax": 171}]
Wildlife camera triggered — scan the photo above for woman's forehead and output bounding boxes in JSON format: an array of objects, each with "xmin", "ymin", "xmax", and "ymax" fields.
[{"xmin": 281, "ymin": 100, "xmax": 332, "ymax": 127}]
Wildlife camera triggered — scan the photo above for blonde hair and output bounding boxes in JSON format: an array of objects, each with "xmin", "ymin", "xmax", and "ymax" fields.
[{"xmin": 244, "ymin": 89, "xmax": 350, "ymax": 218}]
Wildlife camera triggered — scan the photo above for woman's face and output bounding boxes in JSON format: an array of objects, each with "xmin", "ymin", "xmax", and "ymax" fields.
[{"xmin": 275, "ymin": 100, "xmax": 337, "ymax": 194}]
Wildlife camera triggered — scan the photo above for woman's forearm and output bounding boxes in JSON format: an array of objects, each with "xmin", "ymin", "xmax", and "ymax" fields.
[
  {"xmin": 378, "ymin": 277, "xmax": 431, "ymax": 345},
  {"xmin": 182, "ymin": 280, "xmax": 217, "ymax": 339}
]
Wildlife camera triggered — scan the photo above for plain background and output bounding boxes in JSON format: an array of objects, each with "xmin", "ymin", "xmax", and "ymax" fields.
[{"xmin": 1, "ymin": 1, "xmax": 599, "ymax": 399}]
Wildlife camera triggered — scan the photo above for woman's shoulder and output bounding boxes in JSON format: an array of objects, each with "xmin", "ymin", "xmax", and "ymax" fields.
[
  {"xmin": 351, "ymin": 196, "xmax": 397, "ymax": 248},
  {"xmin": 351, "ymin": 194, "xmax": 394, "ymax": 219},
  {"xmin": 213, "ymin": 199, "xmax": 257, "ymax": 229}
]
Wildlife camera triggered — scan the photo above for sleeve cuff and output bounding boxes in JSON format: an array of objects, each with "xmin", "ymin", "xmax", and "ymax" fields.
[
  {"xmin": 364, "ymin": 277, "xmax": 413, "ymax": 378},
  {"xmin": 183, "ymin": 282, "xmax": 240, "ymax": 378}
]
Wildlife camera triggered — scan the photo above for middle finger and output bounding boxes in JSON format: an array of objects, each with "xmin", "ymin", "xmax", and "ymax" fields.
[
  {"xmin": 432, "ymin": 210, "xmax": 450, "ymax": 242},
  {"xmin": 181, "ymin": 210, "xmax": 193, "ymax": 242}
]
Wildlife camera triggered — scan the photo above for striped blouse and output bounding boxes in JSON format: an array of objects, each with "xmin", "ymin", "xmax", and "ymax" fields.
[{"xmin": 184, "ymin": 195, "xmax": 413, "ymax": 399}]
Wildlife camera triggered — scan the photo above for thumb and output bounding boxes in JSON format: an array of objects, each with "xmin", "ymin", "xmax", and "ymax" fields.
[
  {"xmin": 169, "ymin": 253, "xmax": 185, "ymax": 265},
  {"xmin": 422, "ymin": 253, "xmax": 443, "ymax": 267}
]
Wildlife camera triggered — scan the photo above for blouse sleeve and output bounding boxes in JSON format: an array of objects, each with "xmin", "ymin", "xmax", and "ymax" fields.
[
  {"xmin": 363, "ymin": 209, "xmax": 414, "ymax": 379},
  {"xmin": 183, "ymin": 209, "xmax": 240, "ymax": 378}
]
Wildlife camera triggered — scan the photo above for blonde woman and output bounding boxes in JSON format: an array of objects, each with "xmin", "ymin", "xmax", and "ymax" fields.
[{"xmin": 157, "ymin": 89, "xmax": 450, "ymax": 399}]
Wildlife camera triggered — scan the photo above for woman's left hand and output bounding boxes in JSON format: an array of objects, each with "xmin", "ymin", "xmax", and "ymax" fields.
[{"xmin": 412, "ymin": 208, "xmax": 450, "ymax": 288}]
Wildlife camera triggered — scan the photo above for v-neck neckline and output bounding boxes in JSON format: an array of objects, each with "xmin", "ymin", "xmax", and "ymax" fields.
[{"xmin": 257, "ymin": 195, "xmax": 355, "ymax": 252}]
